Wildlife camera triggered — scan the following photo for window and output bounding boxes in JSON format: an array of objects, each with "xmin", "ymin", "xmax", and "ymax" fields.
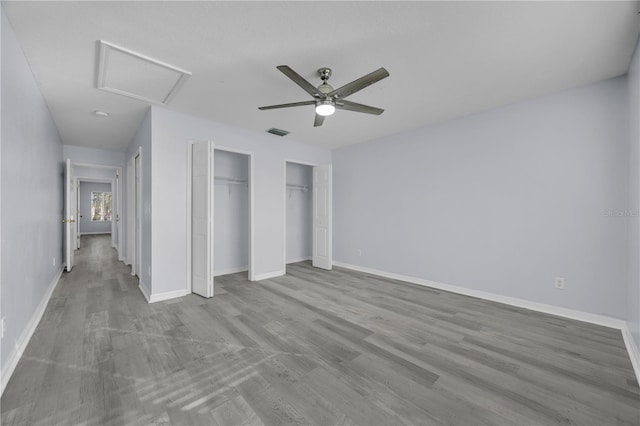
[{"xmin": 91, "ymin": 191, "xmax": 112, "ymax": 222}]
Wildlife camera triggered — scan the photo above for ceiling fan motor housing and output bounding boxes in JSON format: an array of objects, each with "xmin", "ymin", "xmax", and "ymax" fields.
[
  {"xmin": 317, "ymin": 68, "xmax": 334, "ymax": 96},
  {"xmin": 318, "ymin": 82, "xmax": 334, "ymax": 94},
  {"xmin": 318, "ymin": 67, "xmax": 332, "ymax": 81}
]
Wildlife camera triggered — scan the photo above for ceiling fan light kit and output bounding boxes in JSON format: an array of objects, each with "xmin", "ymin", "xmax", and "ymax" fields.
[
  {"xmin": 259, "ymin": 65, "xmax": 389, "ymax": 127},
  {"xmin": 315, "ymin": 100, "xmax": 336, "ymax": 116}
]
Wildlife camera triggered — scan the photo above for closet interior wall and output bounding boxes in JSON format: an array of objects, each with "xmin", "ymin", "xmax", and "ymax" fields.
[
  {"xmin": 286, "ymin": 162, "xmax": 313, "ymax": 266},
  {"xmin": 214, "ymin": 149, "xmax": 249, "ymax": 277}
]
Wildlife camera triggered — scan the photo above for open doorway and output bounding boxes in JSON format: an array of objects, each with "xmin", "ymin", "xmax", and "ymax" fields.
[
  {"xmin": 66, "ymin": 161, "xmax": 123, "ymax": 270},
  {"xmin": 188, "ymin": 142, "xmax": 254, "ymax": 298},
  {"xmin": 284, "ymin": 161, "xmax": 333, "ymax": 272},
  {"xmin": 214, "ymin": 149, "xmax": 251, "ymax": 279},
  {"xmin": 77, "ymin": 180, "xmax": 113, "ymax": 237},
  {"xmin": 74, "ymin": 178, "xmax": 113, "ymax": 267},
  {"xmin": 284, "ymin": 161, "xmax": 313, "ymax": 272}
]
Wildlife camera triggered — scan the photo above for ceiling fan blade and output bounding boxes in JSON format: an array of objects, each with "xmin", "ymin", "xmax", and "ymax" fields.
[
  {"xmin": 277, "ymin": 65, "xmax": 323, "ymax": 98},
  {"xmin": 336, "ymin": 100, "xmax": 384, "ymax": 115},
  {"xmin": 328, "ymin": 67, "xmax": 389, "ymax": 99},
  {"xmin": 258, "ymin": 100, "xmax": 315, "ymax": 110},
  {"xmin": 314, "ymin": 113, "xmax": 325, "ymax": 127}
]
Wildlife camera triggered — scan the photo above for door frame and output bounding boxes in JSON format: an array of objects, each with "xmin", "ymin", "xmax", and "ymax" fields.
[
  {"xmin": 135, "ymin": 152, "xmax": 142, "ymax": 278},
  {"xmin": 215, "ymin": 145, "xmax": 255, "ymax": 282},
  {"xmin": 283, "ymin": 159, "xmax": 318, "ymax": 273},
  {"xmin": 74, "ymin": 176, "xmax": 116, "ymax": 244},
  {"xmin": 186, "ymin": 142, "xmax": 256, "ymax": 294},
  {"xmin": 72, "ymin": 162, "xmax": 123, "ymax": 260},
  {"xmin": 126, "ymin": 148, "xmax": 142, "ymax": 277}
]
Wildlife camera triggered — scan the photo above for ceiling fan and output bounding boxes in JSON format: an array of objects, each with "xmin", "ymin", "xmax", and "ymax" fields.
[{"xmin": 259, "ymin": 65, "xmax": 390, "ymax": 127}]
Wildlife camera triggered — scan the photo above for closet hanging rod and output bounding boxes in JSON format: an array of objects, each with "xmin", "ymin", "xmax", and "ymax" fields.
[
  {"xmin": 286, "ymin": 183, "xmax": 311, "ymax": 191},
  {"xmin": 214, "ymin": 176, "xmax": 247, "ymax": 185}
]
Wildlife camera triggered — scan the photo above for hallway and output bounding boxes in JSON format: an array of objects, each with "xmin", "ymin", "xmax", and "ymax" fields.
[{"xmin": 1, "ymin": 235, "xmax": 146, "ymax": 424}]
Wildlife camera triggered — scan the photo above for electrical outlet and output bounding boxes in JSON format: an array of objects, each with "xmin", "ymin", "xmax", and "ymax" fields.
[
  {"xmin": 356, "ymin": 249, "xmax": 362, "ymax": 257},
  {"xmin": 52, "ymin": 257, "xmax": 56, "ymax": 266},
  {"xmin": 1, "ymin": 317, "xmax": 6, "ymax": 339},
  {"xmin": 555, "ymin": 277, "xmax": 565, "ymax": 289}
]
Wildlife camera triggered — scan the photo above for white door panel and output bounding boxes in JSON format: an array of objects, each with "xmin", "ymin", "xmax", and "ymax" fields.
[
  {"xmin": 191, "ymin": 141, "xmax": 214, "ymax": 298},
  {"xmin": 126, "ymin": 157, "xmax": 134, "ymax": 267},
  {"xmin": 64, "ymin": 159, "xmax": 76, "ymax": 271},
  {"xmin": 315, "ymin": 228, "xmax": 328, "ymax": 257},
  {"xmin": 76, "ymin": 181, "xmax": 81, "ymax": 250},
  {"xmin": 135, "ymin": 154, "xmax": 141, "ymax": 277},
  {"xmin": 312, "ymin": 164, "xmax": 332, "ymax": 270}
]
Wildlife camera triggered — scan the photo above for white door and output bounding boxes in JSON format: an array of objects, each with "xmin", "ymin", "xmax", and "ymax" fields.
[
  {"xmin": 312, "ymin": 164, "xmax": 332, "ymax": 270},
  {"xmin": 64, "ymin": 159, "xmax": 77, "ymax": 271},
  {"xmin": 111, "ymin": 179, "xmax": 116, "ymax": 249},
  {"xmin": 76, "ymin": 181, "xmax": 81, "ymax": 249},
  {"xmin": 116, "ymin": 171, "xmax": 123, "ymax": 258},
  {"xmin": 127, "ymin": 156, "xmax": 134, "ymax": 267},
  {"xmin": 191, "ymin": 141, "xmax": 214, "ymax": 298},
  {"xmin": 135, "ymin": 154, "xmax": 141, "ymax": 277}
]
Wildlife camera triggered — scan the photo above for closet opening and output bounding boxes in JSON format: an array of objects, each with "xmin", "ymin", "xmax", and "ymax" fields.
[
  {"xmin": 189, "ymin": 143, "xmax": 254, "ymax": 298},
  {"xmin": 284, "ymin": 161, "xmax": 314, "ymax": 272},
  {"xmin": 214, "ymin": 149, "xmax": 251, "ymax": 281}
]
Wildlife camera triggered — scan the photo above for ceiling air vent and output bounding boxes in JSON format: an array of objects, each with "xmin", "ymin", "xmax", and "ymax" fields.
[
  {"xmin": 97, "ymin": 40, "xmax": 191, "ymax": 105},
  {"xmin": 266, "ymin": 128, "xmax": 290, "ymax": 137}
]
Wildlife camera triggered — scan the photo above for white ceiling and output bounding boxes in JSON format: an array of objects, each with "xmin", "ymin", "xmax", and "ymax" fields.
[{"xmin": 3, "ymin": 1, "xmax": 639, "ymax": 151}]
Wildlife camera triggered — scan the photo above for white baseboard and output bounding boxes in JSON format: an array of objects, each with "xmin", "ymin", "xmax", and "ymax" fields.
[
  {"xmin": 621, "ymin": 324, "xmax": 640, "ymax": 386},
  {"xmin": 149, "ymin": 289, "xmax": 188, "ymax": 303},
  {"xmin": 333, "ymin": 261, "xmax": 640, "ymax": 381},
  {"xmin": 333, "ymin": 261, "xmax": 626, "ymax": 330},
  {"xmin": 286, "ymin": 256, "xmax": 311, "ymax": 264},
  {"xmin": 254, "ymin": 270, "xmax": 285, "ymax": 281},
  {"xmin": 1, "ymin": 264, "xmax": 65, "ymax": 396},
  {"xmin": 214, "ymin": 266, "xmax": 248, "ymax": 277}
]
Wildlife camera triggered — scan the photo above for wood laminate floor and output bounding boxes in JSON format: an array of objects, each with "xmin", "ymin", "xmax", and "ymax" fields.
[{"xmin": 1, "ymin": 235, "xmax": 639, "ymax": 425}]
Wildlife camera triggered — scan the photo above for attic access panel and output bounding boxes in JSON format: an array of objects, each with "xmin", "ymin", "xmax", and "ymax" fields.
[{"xmin": 97, "ymin": 40, "xmax": 191, "ymax": 105}]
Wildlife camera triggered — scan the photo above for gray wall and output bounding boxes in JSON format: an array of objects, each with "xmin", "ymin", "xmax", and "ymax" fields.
[
  {"xmin": 286, "ymin": 162, "xmax": 312, "ymax": 263},
  {"xmin": 79, "ymin": 182, "xmax": 112, "ymax": 235},
  {"xmin": 333, "ymin": 76, "xmax": 629, "ymax": 319},
  {"xmin": 148, "ymin": 106, "xmax": 331, "ymax": 295},
  {"xmin": 63, "ymin": 145, "xmax": 125, "ymax": 167},
  {"xmin": 126, "ymin": 108, "xmax": 152, "ymax": 293},
  {"xmin": 627, "ymin": 37, "xmax": 640, "ymax": 356},
  {"xmin": 214, "ymin": 149, "xmax": 249, "ymax": 275},
  {"xmin": 1, "ymin": 10, "xmax": 64, "ymax": 380}
]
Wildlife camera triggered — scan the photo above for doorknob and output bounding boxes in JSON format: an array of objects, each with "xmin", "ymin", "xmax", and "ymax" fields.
[{"xmin": 62, "ymin": 219, "xmax": 76, "ymax": 223}]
